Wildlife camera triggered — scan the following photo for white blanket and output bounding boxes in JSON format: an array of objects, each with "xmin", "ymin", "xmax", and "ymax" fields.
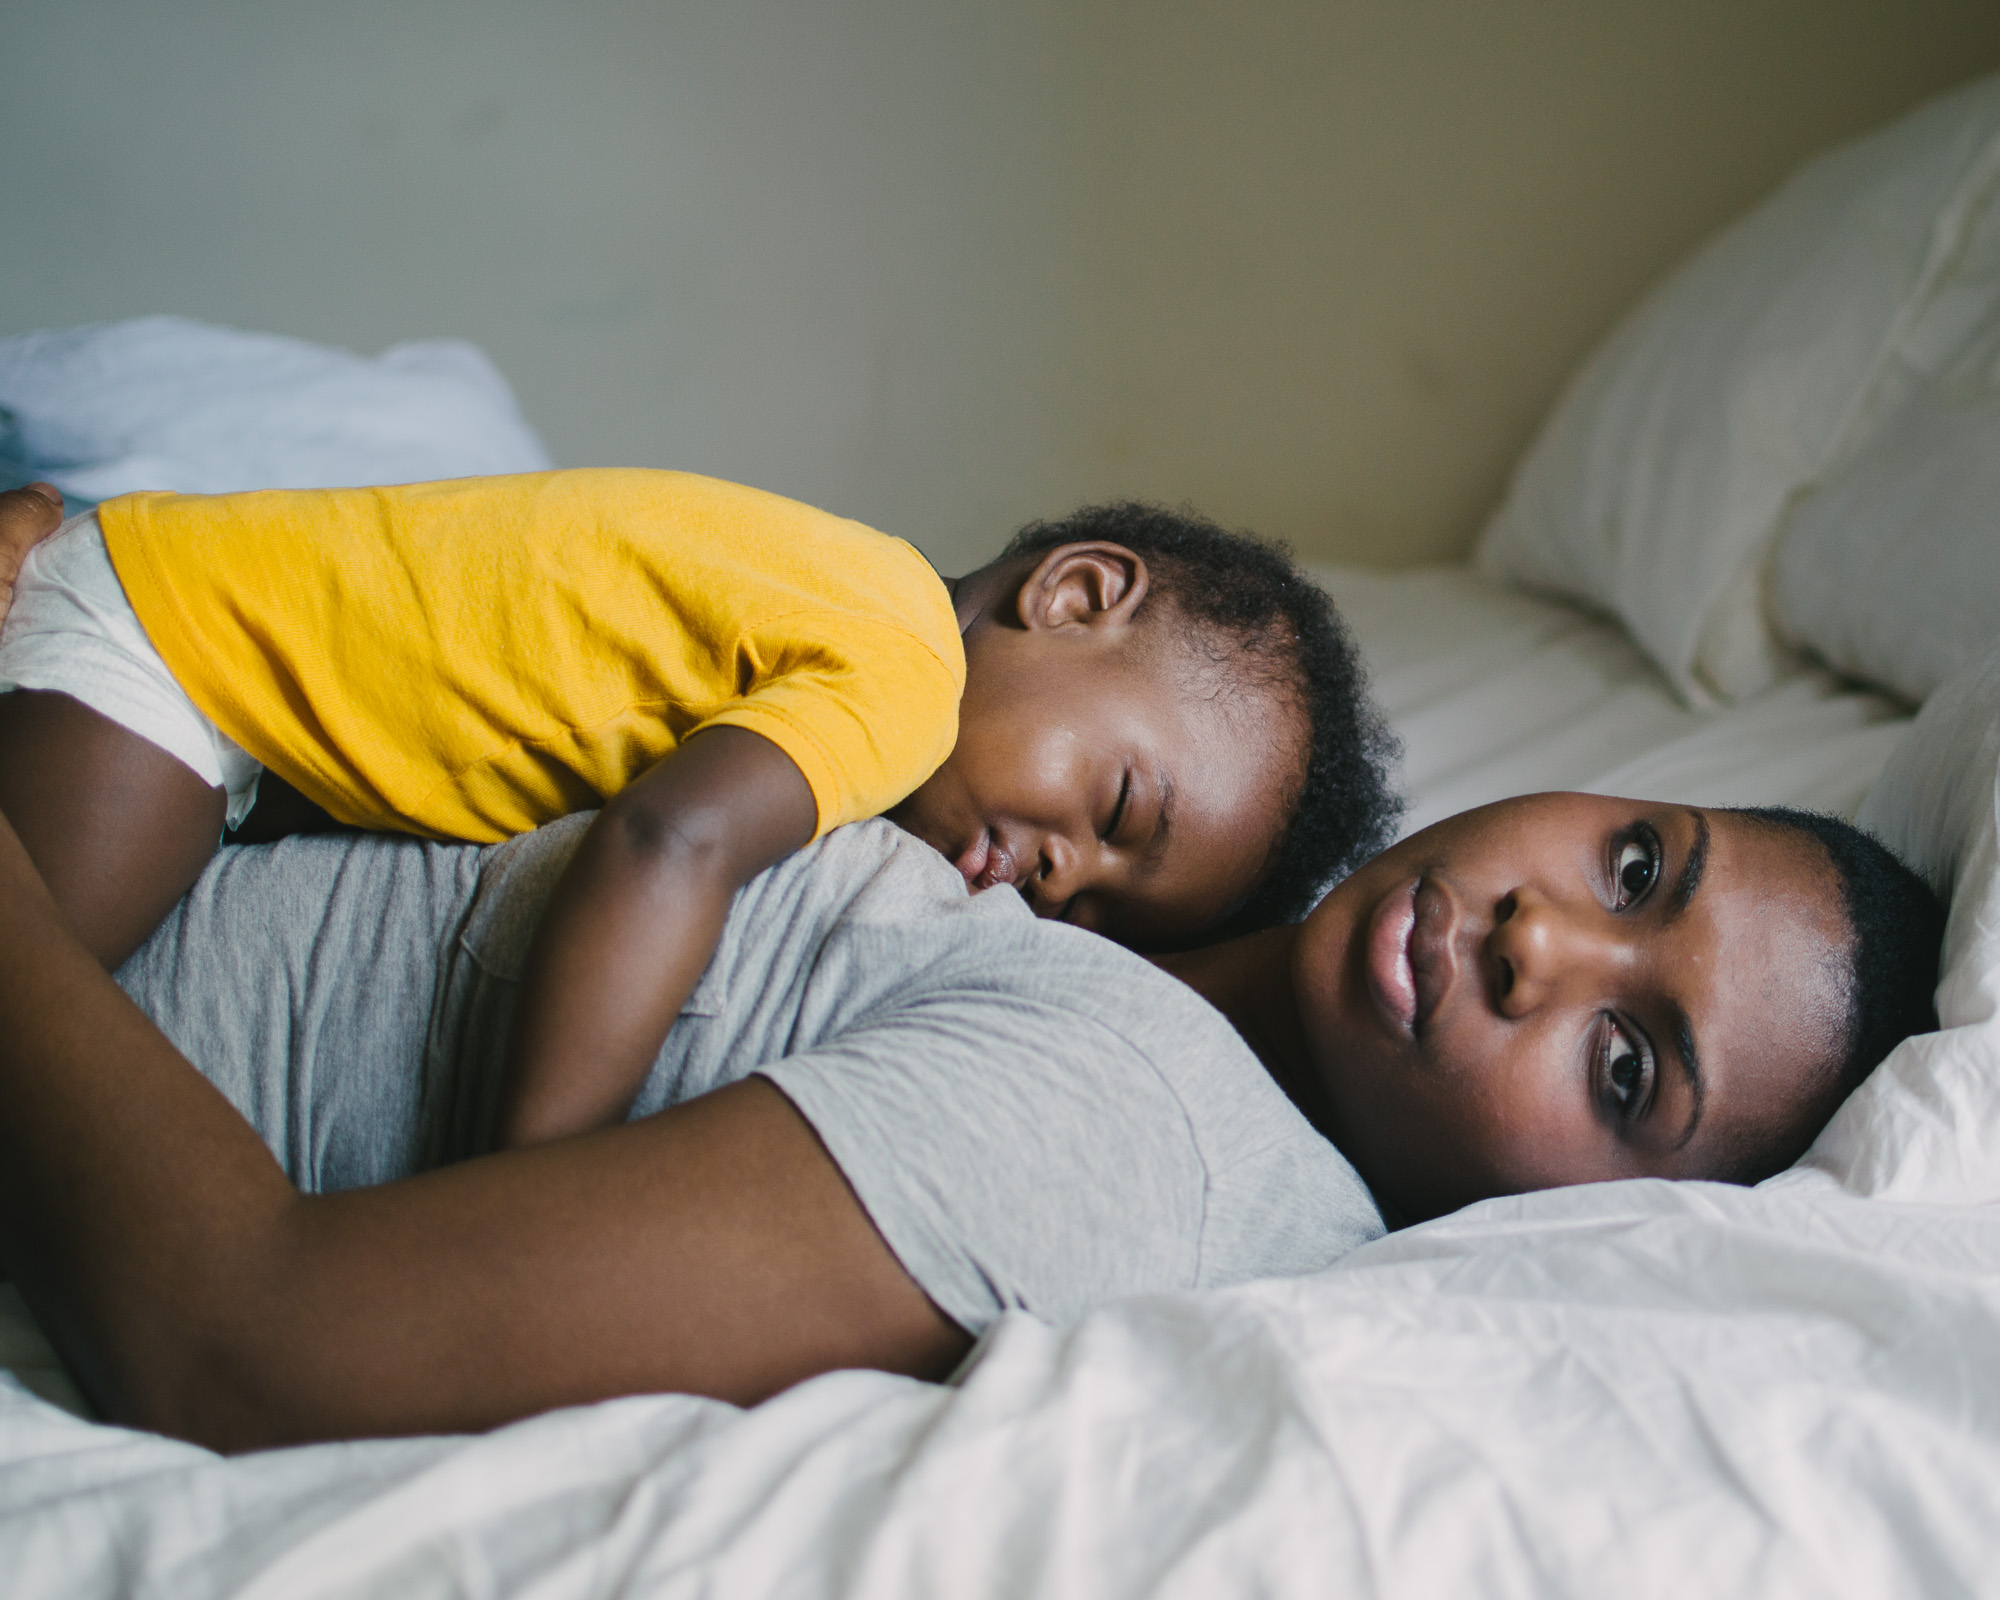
[
  {"xmin": 0, "ymin": 316, "xmax": 552, "ymax": 504},
  {"xmin": 7, "ymin": 1174, "xmax": 1997, "ymax": 1597}
]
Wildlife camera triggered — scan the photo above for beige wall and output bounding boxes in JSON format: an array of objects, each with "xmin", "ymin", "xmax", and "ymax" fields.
[
  {"xmin": 6, "ymin": 2, "xmax": 2000, "ymax": 572},
  {"xmin": 1062, "ymin": 0, "xmax": 2000, "ymax": 564}
]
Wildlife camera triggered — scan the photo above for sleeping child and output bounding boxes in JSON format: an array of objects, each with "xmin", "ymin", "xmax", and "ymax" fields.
[{"xmin": 0, "ymin": 472, "xmax": 1398, "ymax": 1147}]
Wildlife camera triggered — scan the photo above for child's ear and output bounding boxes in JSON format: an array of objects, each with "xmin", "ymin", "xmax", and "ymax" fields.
[{"xmin": 1014, "ymin": 542, "xmax": 1150, "ymax": 632}]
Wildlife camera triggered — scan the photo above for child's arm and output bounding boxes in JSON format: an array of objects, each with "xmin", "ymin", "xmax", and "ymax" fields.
[{"xmin": 495, "ymin": 725, "xmax": 818, "ymax": 1148}]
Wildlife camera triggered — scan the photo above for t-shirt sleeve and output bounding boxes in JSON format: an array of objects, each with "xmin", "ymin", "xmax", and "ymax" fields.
[
  {"xmin": 700, "ymin": 612, "xmax": 963, "ymax": 840},
  {"xmin": 1195, "ymin": 1132, "xmax": 1386, "ymax": 1286},
  {"xmin": 754, "ymin": 989, "xmax": 1209, "ymax": 1334}
]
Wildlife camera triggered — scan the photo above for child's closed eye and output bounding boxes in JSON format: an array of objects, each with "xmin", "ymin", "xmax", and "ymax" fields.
[{"xmin": 1100, "ymin": 769, "xmax": 1132, "ymax": 842}]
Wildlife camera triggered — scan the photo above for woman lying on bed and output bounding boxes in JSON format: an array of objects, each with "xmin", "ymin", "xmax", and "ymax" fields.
[{"xmin": 0, "ymin": 790, "xmax": 1942, "ymax": 1453}]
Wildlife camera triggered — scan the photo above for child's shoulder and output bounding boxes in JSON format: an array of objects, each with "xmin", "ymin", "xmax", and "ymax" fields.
[{"xmin": 564, "ymin": 468, "xmax": 958, "ymax": 654}]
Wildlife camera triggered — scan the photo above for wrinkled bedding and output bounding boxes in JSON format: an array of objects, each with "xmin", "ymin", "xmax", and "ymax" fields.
[
  {"xmin": 1310, "ymin": 562, "xmax": 1912, "ymax": 834},
  {"xmin": 7, "ymin": 1177, "xmax": 1997, "ymax": 1598}
]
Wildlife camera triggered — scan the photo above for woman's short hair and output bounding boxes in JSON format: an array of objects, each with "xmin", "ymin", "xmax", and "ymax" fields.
[{"xmin": 1726, "ymin": 805, "xmax": 1947, "ymax": 1178}]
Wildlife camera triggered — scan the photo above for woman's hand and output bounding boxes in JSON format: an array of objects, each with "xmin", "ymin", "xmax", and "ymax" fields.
[
  {"xmin": 495, "ymin": 726, "xmax": 818, "ymax": 1148},
  {"xmin": 0, "ymin": 809, "xmax": 967, "ymax": 1451}
]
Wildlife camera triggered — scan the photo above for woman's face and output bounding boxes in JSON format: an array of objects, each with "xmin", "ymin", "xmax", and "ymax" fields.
[{"xmin": 1291, "ymin": 793, "xmax": 1852, "ymax": 1222}]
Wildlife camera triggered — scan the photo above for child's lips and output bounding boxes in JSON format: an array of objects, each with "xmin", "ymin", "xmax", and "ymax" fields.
[
  {"xmin": 954, "ymin": 828, "xmax": 992, "ymax": 885},
  {"xmin": 954, "ymin": 827, "xmax": 1017, "ymax": 892}
]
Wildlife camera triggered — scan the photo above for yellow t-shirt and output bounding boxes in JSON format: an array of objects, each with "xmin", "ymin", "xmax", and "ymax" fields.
[{"xmin": 97, "ymin": 470, "xmax": 965, "ymax": 842}]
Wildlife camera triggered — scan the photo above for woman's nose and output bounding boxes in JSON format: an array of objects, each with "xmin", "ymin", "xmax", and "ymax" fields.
[{"xmin": 1485, "ymin": 887, "xmax": 1625, "ymax": 1017}]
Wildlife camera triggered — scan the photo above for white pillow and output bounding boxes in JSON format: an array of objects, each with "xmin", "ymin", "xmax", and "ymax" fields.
[
  {"xmin": 1476, "ymin": 74, "xmax": 2000, "ymax": 707},
  {"xmin": 1771, "ymin": 313, "xmax": 2000, "ymax": 705},
  {"xmin": 0, "ymin": 315, "xmax": 552, "ymax": 504},
  {"xmin": 1798, "ymin": 637, "xmax": 2000, "ymax": 1201}
]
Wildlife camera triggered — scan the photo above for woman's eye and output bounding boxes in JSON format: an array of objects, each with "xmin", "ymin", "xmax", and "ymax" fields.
[
  {"xmin": 1613, "ymin": 831, "xmax": 1660, "ymax": 908},
  {"xmin": 1604, "ymin": 1019, "xmax": 1651, "ymax": 1117}
]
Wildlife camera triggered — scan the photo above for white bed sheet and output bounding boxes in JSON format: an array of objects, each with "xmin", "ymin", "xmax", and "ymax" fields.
[
  {"xmin": 1309, "ymin": 563, "xmax": 1913, "ymax": 833},
  {"xmin": 8, "ymin": 567, "xmax": 1994, "ymax": 1600}
]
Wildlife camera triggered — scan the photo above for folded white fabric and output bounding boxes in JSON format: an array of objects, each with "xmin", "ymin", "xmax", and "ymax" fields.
[
  {"xmin": 1796, "ymin": 636, "xmax": 2000, "ymax": 1200},
  {"xmin": 1771, "ymin": 311, "xmax": 2000, "ymax": 706},
  {"xmin": 1477, "ymin": 73, "xmax": 2000, "ymax": 707},
  {"xmin": 0, "ymin": 315, "xmax": 552, "ymax": 504}
]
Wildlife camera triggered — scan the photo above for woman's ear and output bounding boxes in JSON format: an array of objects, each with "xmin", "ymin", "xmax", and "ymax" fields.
[{"xmin": 1013, "ymin": 542, "xmax": 1150, "ymax": 632}]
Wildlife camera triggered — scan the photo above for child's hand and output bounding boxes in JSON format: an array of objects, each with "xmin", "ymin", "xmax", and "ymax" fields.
[
  {"xmin": 496, "ymin": 726, "xmax": 817, "ymax": 1148},
  {"xmin": 0, "ymin": 483, "xmax": 63, "ymax": 630}
]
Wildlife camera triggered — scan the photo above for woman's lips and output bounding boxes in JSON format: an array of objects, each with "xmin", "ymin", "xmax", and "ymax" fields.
[
  {"xmin": 1407, "ymin": 877, "xmax": 1456, "ymax": 1032},
  {"xmin": 1365, "ymin": 878, "xmax": 1420, "ymax": 1035}
]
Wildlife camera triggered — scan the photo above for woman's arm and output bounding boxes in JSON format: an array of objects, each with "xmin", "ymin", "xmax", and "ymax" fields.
[
  {"xmin": 496, "ymin": 724, "xmax": 818, "ymax": 1147},
  {"xmin": 0, "ymin": 813, "xmax": 967, "ymax": 1452}
]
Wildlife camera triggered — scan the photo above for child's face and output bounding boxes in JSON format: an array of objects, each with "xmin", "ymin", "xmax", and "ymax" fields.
[
  {"xmin": 1288, "ymin": 793, "xmax": 1852, "ymax": 1221},
  {"xmin": 891, "ymin": 621, "xmax": 1303, "ymax": 948}
]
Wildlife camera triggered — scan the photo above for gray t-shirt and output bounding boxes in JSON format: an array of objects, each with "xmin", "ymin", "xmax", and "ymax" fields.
[{"xmin": 118, "ymin": 818, "xmax": 1383, "ymax": 1333}]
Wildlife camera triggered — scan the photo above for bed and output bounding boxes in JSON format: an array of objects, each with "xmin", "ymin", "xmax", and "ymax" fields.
[
  {"xmin": 2, "ymin": 549, "xmax": 1989, "ymax": 1600},
  {"xmin": 8, "ymin": 77, "xmax": 2000, "ymax": 1599}
]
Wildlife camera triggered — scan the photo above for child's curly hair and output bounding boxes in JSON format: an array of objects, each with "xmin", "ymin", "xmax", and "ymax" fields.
[{"xmin": 1004, "ymin": 501, "xmax": 1403, "ymax": 936}]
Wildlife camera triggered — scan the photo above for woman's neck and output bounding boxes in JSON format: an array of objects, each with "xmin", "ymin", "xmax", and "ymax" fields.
[{"xmin": 1148, "ymin": 927, "xmax": 1337, "ymax": 1136}]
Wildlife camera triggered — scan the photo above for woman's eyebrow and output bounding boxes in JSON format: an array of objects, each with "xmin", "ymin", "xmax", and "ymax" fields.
[
  {"xmin": 1664, "ymin": 998, "xmax": 1706, "ymax": 1150},
  {"xmin": 1658, "ymin": 809, "xmax": 1710, "ymax": 1148},
  {"xmin": 1664, "ymin": 809, "xmax": 1710, "ymax": 923}
]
